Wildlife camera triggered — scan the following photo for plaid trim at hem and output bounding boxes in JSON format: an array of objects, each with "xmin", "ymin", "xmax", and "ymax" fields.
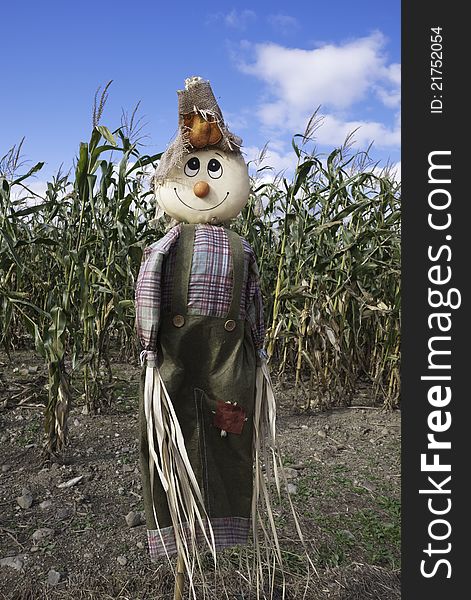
[{"xmin": 147, "ymin": 516, "xmax": 250, "ymax": 559}]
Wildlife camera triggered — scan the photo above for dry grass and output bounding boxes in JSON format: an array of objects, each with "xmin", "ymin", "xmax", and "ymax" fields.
[{"xmin": 3, "ymin": 563, "xmax": 400, "ymax": 600}]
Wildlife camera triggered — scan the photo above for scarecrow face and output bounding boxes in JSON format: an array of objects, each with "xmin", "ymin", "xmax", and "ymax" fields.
[{"xmin": 156, "ymin": 149, "xmax": 250, "ymax": 224}]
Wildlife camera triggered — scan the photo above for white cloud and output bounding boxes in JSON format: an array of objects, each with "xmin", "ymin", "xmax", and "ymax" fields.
[
  {"xmin": 385, "ymin": 62, "xmax": 401, "ymax": 86},
  {"xmin": 10, "ymin": 180, "xmax": 48, "ymax": 202},
  {"xmin": 374, "ymin": 160, "xmax": 401, "ymax": 182},
  {"xmin": 244, "ymin": 143, "xmax": 297, "ymax": 181},
  {"xmin": 392, "ymin": 161, "xmax": 401, "ymax": 182},
  {"xmin": 375, "ymin": 62, "xmax": 401, "ymax": 108},
  {"xmin": 240, "ymin": 33, "xmax": 392, "ymax": 111},
  {"xmin": 267, "ymin": 14, "xmax": 299, "ymax": 34},
  {"xmin": 237, "ymin": 33, "xmax": 401, "ymax": 152},
  {"xmin": 252, "ymin": 107, "xmax": 400, "ymax": 150},
  {"xmin": 375, "ymin": 87, "xmax": 401, "ymax": 109},
  {"xmin": 315, "ymin": 114, "xmax": 400, "ymax": 149}
]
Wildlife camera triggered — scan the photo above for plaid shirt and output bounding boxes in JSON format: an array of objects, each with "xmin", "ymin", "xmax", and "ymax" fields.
[{"xmin": 136, "ymin": 224, "xmax": 265, "ymax": 353}]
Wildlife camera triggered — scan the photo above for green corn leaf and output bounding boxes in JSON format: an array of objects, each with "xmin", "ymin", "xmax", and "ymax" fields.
[
  {"xmin": 96, "ymin": 126, "xmax": 117, "ymax": 147},
  {"xmin": 11, "ymin": 162, "xmax": 45, "ymax": 186}
]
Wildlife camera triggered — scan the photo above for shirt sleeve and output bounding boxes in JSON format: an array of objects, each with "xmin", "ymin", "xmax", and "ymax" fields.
[
  {"xmin": 245, "ymin": 246, "xmax": 265, "ymax": 352},
  {"xmin": 135, "ymin": 224, "xmax": 181, "ymax": 353}
]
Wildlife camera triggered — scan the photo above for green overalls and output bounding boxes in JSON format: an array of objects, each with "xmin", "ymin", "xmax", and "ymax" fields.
[{"xmin": 139, "ymin": 225, "xmax": 257, "ymax": 557}]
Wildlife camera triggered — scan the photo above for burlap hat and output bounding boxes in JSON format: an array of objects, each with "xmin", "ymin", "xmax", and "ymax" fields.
[{"xmin": 154, "ymin": 77, "xmax": 243, "ymax": 184}]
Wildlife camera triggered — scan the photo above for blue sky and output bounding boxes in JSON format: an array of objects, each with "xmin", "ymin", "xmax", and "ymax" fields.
[{"xmin": 0, "ymin": 0, "xmax": 400, "ymax": 189}]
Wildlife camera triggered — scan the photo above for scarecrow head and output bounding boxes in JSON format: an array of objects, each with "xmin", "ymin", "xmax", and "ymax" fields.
[{"xmin": 154, "ymin": 77, "xmax": 250, "ymax": 224}]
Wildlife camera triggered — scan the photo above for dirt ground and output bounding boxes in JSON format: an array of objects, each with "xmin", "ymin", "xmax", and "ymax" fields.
[{"xmin": 0, "ymin": 351, "xmax": 400, "ymax": 599}]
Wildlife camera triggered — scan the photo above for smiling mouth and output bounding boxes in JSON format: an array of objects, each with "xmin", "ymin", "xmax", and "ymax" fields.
[{"xmin": 174, "ymin": 188, "xmax": 229, "ymax": 211}]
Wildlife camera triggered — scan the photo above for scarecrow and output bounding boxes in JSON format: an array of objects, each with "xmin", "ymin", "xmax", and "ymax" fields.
[{"xmin": 135, "ymin": 77, "xmax": 309, "ymax": 598}]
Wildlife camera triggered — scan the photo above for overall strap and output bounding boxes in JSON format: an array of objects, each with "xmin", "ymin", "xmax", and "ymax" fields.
[
  {"xmin": 171, "ymin": 224, "xmax": 195, "ymax": 317},
  {"xmin": 225, "ymin": 229, "xmax": 245, "ymax": 321}
]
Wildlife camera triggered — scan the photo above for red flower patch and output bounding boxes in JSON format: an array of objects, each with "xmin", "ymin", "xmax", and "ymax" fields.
[{"xmin": 213, "ymin": 401, "xmax": 246, "ymax": 435}]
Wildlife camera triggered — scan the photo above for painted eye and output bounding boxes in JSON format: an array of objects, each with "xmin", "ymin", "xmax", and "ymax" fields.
[
  {"xmin": 207, "ymin": 158, "xmax": 223, "ymax": 179},
  {"xmin": 184, "ymin": 157, "xmax": 200, "ymax": 177}
]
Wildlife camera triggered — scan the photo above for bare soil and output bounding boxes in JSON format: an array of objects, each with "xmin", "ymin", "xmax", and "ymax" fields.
[{"xmin": 0, "ymin": 351, "xmax": 400, "ymax": 599}]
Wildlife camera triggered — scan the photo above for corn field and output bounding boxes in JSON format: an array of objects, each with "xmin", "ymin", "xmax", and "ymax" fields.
[
  {"xmin": 0, "ymin": 111, "xmax": 400, "ymax": 455},
  {"xmin": 238, "ymin": 128, "xmax": 400, "ymax": 412}
]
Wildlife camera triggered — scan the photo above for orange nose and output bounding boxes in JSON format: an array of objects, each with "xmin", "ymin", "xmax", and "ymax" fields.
[{"xmin": 193, "ymin": 180, "xmax": 210, "ymax": 198}]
